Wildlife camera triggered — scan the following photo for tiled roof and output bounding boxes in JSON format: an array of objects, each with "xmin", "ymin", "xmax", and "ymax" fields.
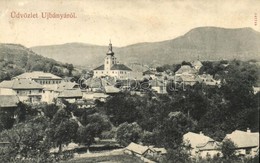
[
  {"xmin": 0, "ymin": 95, "xmax": 19, "ymax": 108},
  {"xmin": 126, "ymin": 142, "xmax": 149, "ymax": 155},
  {"xmin": 196, "ymin": 141, "xmax": 221, "ymax": 151},
  {"xmin": 84, "ymin": 78, "xmax": 102, "ymax": 88},
  {"xmin": 183, "ymin": 132, "xmax": 214, "ymax": 149},
  {"xmin": 58, "ymin": 89, "xmax": 83, "ymax": 98},
  {"xmin": 93, "ymin": 64, "xmax": 132, "ymax": 71},
  {"xmin": 56, "ymin": 82, "xmax": 79, "ymax": 92},
  {"xmin": 111, "ymin": 64, "xmax": 132, "ymax": 71},
  {"xmin": 93, "ymin": 65, "xmax": 105, "ymax": 70},
  {"xmin": 0, "ymin": 79, "xmax": 43, "ymax": 90},
  {"xmin": 224, "ymin": 130, "xmax": 259, "ymax": 148},
  {"xmin": 14, "ymin": 71, "xmax": 62, "ymax": 80}
]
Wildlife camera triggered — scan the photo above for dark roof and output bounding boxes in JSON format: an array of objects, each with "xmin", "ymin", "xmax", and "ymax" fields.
[
  {"xmin": 0, "ymin": 95, "xmax": 19, "ymax": 108},
  {"xmin": 93, "ymin": 64, "xmax": 132, "ymax": 71},
  {"xmin": 111, "ymin": 64, "xmax": 132, "ymax": 71},
  {"xmin": 0, "ymin": 79, "xmax": 43, "ymax": 90},
  {"xmin": 93, "ymin": 65, "xmax": 105, "ymax": 70}
]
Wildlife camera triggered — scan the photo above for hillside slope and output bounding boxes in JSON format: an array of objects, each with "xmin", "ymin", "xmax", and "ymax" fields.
[
  {"xmin": 0, "ymin": 44, "xmax": 79, "ymax": 82},
  {"xmin": 31, "ymin": 27, "xmax": 260, "ymax": 67}
]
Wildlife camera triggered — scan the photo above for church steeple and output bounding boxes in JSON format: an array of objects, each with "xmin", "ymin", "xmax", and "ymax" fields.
[{"xmin": 106, "ymin": 40, "xmax": 114, "ymax": 56}]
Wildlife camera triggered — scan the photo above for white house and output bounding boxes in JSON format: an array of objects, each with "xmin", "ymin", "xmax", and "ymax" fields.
[
  {"xmin": 0, "ymin": 79, "xmax": 43, "ymax": 103},
  {"xmin": 13, "ymin": 71, "xmax": 62, "ymax": 85},
  {"xmin": 93, "ymin": 41, "xmax": 132, "ymax": 79},
  {"xmin": 224, "ymin": 129, "xmax": 259, "ymax": 157},
  {"xmin": 183, "ymin": 132, "xmax": 221, "ymax": 158}
]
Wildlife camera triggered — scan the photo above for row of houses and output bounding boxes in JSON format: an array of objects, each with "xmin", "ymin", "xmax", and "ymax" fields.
[
  {"xmin": 0, "ymin": 71, "xmax": 112, "ymax": 109},
  {"xmin": 124, "ymin": 129, "xmax": 259, "ymax": 162},
  {"xmin": 183, "ymin": 129, "xmax": 259, "ymax": 158}
]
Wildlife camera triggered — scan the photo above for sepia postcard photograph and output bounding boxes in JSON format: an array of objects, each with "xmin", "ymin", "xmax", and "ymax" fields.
[{"xmin": 0, "ymin": 0, "xmax": 259, "ymax": 162}]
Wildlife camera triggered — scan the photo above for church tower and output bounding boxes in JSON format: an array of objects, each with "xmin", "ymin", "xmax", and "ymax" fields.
[{"xmin": 104, "ymin": 41, "xmax": 116, "ymax": 73}]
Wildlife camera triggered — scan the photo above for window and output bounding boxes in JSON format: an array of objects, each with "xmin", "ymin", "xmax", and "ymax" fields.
[
  {"xmin": 246, "ymin": 149, "xmax": 251, "ymax": 155},
  {"xmin": 107, "ymin": 61, "xmax": 109, "ymax": 64},
  {"xmin": 29, "ymin": 91, "xmax": 31, "ymax": 94}
]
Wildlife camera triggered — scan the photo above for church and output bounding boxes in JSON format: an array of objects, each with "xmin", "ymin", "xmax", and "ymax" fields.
[{"xmin": 93, "ymin": 41, "xmax": 132, "ymax": 79}]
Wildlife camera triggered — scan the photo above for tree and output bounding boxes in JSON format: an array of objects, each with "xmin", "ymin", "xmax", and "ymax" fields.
[
  {"xmin": 156, "ymin": 112, "xmax": 196, "ymax": 149},
  {"xmin": 221, "ymin": 139, "xmax": 237, "ymax": 160},
  {"xmin": 47, "ymin": 109, "xmax": 78, "ymax": 153},
  {"xmin": 116, "ymin": 122, "xmax": 143, "ymax": 146},
  {"xmin": 0, "ymin": 116, "xmax": 52, "ymax": 162},
  {"xmin": 76, "ymin": 113, "xmax": 111, "ymax": 152}
]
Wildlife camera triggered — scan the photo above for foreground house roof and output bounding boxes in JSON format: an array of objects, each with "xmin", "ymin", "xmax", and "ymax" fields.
[
  {"xmin": 0, "ymin": 79, "xmax": 43, "ymax": 90},
  {"xmin": 196, "ymin": 140, "xmax": 221, "ymax": 151},
  {"xmin": 183, "ymin": 132, "xmax": 214, "ymax": 149},
  {"xmin": 0, "ymin": 95, "xmax": 19, "ymax": 108},
  {"xmin": 14, "ymin": 71, "xmax": 62, "ymax": 80},
  {"xmin": 93, "ymin": 64, "xmax": 132, "ymax": 71},
  {"xmin": 126, "ymin": 142, "xmax": 149, "ymax": 155},
  {"xmin": 224, "ymin": 130, "xmax": 259, "ymax": 149}
]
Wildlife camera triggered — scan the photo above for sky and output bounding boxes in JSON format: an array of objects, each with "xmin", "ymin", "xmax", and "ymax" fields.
[{"xmin": 0, "ymin": 0, "xmax": 259, "ymax": 47}]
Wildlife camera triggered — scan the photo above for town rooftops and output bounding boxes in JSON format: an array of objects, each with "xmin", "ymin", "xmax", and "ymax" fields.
[
  {"xmin": 0, "ymin": 95, "xmax": 19, "ymax": 108},
  {"xmin": 224, "ymin": 130, "xmax": 259, "ymax": 149},
  {"xmin": 93, "ymin": 64, "xmax": 132, "ymax": 71},
  {"xmin": 14, "ymin": 71, "xmax": 62, "ymax": 80},
  {"xmin": 125, "ymin": 142, "xmax": 149, "ymax": 155},
  {"xmin": 0, "ymin": 79, "xmax": 43, "ymax": 90}
]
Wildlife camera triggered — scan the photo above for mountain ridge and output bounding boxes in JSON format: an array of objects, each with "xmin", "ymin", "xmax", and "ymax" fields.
[{"xmin": 30, "ymin": 26, "xmax": 260, "ymax": 68}]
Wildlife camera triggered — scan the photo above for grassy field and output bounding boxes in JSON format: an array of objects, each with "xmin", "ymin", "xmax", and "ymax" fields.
[{"xmin": 65, "ymin": 154, "xmax": 144, "ymax": 163}]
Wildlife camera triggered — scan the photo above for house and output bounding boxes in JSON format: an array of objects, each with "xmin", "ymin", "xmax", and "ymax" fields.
[
  {"xmin": 183, "ymin": 132, "xmax": 221, "ymax": 158},
  {"xmin": 58, "ymin": 89, "xmax": 83, "ymax": 103},
  {"xmin": 124, "ymin": 142, "xmax": 149, "ymax": 157},
  {"xmin": 42, "ymin": 81, "xmax": 80, "ymax": 104},
  {"xmin": 224, "ymin": 129, "xmax": 259, "ymax": 157},
  {"xmin": 13, "ymin": 71, "xmax": 62, "ymax": 85},
  {"xmin": 144, "ymin": 147, "xmax": 167, "ymax": 158},
  {"xmin": 0, "ymin": 79, "xmax": 43, "ymax": 103},
  {"xmin": 175, "ymin": 65, "xmax": 198, "ymax": 77},
  {"xmin": 191, "ymin": 60, "xmax": 203, "ymax": 70},
  {"xmin": 150, "ymin": 79, "xmax": 167, "ymax": 94},
  {"xmin": 198, "ymin": 74, "xmax": 221, "ymax": 86},
  {"xmin": 93, "ymin": 41, "xmax": 132, "ymax": 79},
  {"xmin": 0, "ymin": 95, "xmax": 19, "ymax": 111},
  {"xmin": 196, "ymin": 140, "xmax": 221, "ymax": 158},
  {"xmin": 82, "ymin": 92, "xmax": 109, "ymax": 102}
]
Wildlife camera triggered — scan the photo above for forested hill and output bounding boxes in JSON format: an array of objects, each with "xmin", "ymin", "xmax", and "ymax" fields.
[
  {"xmin": 31, "ymin": 27, "xmax": 260, "ymax": 67},
  {"xmin": 0, "ymin": 43, "xmax": 80, "ymax": 82}
]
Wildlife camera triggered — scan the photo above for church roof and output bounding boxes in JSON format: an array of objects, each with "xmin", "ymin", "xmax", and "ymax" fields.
[
  {"xmin": 93, "ymin": 65, "xmax": 105, "ymax": 70},
  {"xmin": 111, "ymin": 64, "xmax": 132, "ymax": 71},
  {"xmin": 93, "ymin": 64, "xmax": 132, "ymax": 71}
]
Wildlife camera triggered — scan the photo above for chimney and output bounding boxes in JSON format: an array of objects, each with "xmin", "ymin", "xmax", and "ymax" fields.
[
  {"xmin": 247, "ymin": 128, "xmax": 251, "ymax": 133},
  {"xmin": 199, "ymin": 131, "xmax": 204, "ymax": 135}
]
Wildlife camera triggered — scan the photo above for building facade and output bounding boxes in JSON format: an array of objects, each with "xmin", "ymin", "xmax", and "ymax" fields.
[{"xmin": 93, "ymin": 42, "xmax": 132, "ymax": 79}]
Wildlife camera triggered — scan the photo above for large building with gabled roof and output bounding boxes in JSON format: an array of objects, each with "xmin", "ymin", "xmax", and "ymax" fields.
[{"xmin": 93, "ymin": 41, "xmax": 132, "ymax": 79}]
